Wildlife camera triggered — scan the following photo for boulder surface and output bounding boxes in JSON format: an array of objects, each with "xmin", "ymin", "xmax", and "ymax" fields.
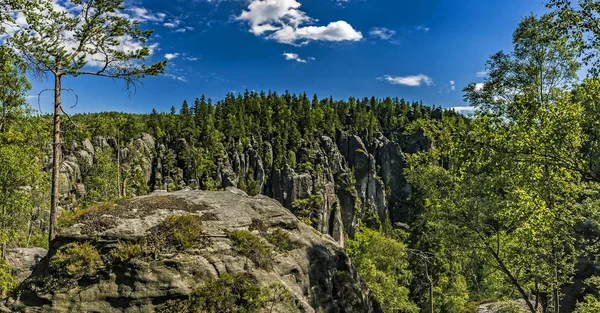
[{"xmin": 3, "ymin": 189, "xmax": 382, "ymax": 313}]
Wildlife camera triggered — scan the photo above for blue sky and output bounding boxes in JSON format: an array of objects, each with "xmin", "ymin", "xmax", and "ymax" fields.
[{"xmin": 27, "ymin": 0, "xmax": 548, "ymax": 114}]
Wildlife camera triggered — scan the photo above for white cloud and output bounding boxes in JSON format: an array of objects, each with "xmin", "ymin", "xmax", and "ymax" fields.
[
  {"xmin": 451, "ymin": 106, "xmax": 476, "ymax": 114},
  {"xmin": 185, "ymin": 56, "xmax": 200, "ymax": 61},
  {"xmin": 128, "ymin": 7, "xmax": 166, "ymax": 23},
  {"xmin": 450, "ymin": 80, "xmax": 456, "ymax": 91},
  {"xmin": 270, "ymin": 21, "xmax": 362, "ymax": 45},
  {"xmin": 164, "ymin": 20, "xmax": 181, "ymax": 28},
  {"xmin": 174, "ymin": 26, "xmax": 195, "ymax": 33},
  {"xmin": 283, "ymin": 52, "xmax": 313, "ymax": 63},
  {"xmin": 474, "ymin": 83, "xmax": 485, "ymax": 91},
  {"xmin": 237, "ymin": 0, "xmax": 362, "ymax": 45},
  {"xmin": 164, "ymin": 73, "xmax": 188, "ymax": 82},
  {"xmin": 416, "ymin": 26, "xmax": 430, "ymax": 32},
  {"xmin": 378, "ymin": 74, "xmax": 433, "ymax": 87},
  {"xmin": 165, "ymin": 53, "xmax": 181, "ymax": 60},
  {"xmin": 476, "ymin": 70, "xmax": 488, "ymax": 77},
  {"xmin": 3, "ymin": 1, "xmax": 161, "ymax": 68},
  {"xmin": 369, "ymin": 27, "xmax": 396, "ymax": 40}
]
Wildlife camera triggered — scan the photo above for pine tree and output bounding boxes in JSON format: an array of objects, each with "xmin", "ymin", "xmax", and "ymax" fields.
[{"xmin": 5, "ymin": 0, "xmax": 166, "ymax": 242}]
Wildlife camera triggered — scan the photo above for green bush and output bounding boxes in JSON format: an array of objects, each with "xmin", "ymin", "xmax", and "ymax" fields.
[
  {"xmin": 189, "ymin": 273, "xmax": 265, "ymax": 313},
  {"xmin": 50, "ymin": 242, "xmax": 101, "ymax": 278},
  {"xmin": 292, "ymin": 195, "xmax": 324, "ymax": 226},
  {"xmin": 239, "ymin": 170, "xmax": 261, "ymax": 197},
  {"xmin": 346, "ymin": 228, "xmax": 418, "ymax": 313},
  {"xmin": 575, "ymin": 295, "xmax": 600, "ymax": 313},
  {"xmin": 144, "ymin": 214, "xmax": 207, "ymax": 258},
  {"xmin": 111, "ymin": 241, "xmax": 143, "ymax": 262},
  {"xmin": 0, "ymin": 259, "xmax": 16, "ymax": 296},
  {"xmin": 226, "ymin": 230, "xmax": 273, "ymax": 269},
  {"xmin": 58, "ymin": 201, "xmax": 115, "ymax": 229},
  {"xmin": 28, "ymin": 232, "xmax": 49, "ymax": 249},
  {"xmin": 159, "ymin": 274, "xmax": 298, "ymax": 313},
  {"xmin": 162, "ymin": 214, "xmax": 206, "ymax": 250},
  {"xmin": 265, "ymin": 228, "xmax": 291, "ymax": 253}
]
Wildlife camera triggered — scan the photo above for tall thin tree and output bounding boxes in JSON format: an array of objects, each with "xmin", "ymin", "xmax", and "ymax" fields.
[{"xmin": 5, "ymin": 0, "xmax": 166, "ymax": 242}]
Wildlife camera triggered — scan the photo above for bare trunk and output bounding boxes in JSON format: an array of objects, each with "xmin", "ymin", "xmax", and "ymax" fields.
[
  {"xmin": 487, "ymin": 245, "xmax": 537, "ymax": 313},
  {"xmin": 48, "ymin": 73, "xmax": 61, "ymax": 243},
  {"xmin": 117, "ymin": 129, "xmax": 121, "ymax": 198},
  {"xmin": 425, "ymin": 262, "xmax": 434, "ymax": 313},
  {"xmin": 1, "ymin": 99, "xmax": 5, "ymax": 133},
  {"xmin": 553, "ymin": 288, "xmax": 559, "ymax": 313}
]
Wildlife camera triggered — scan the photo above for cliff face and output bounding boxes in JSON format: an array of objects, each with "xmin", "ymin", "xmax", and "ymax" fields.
[
  {"xmin": 55, "ymin": 130, "xmax": 427, "ymax": 246},
  {"xmin": 3, "ymin": 189, "xmax": 383, "ymax": 313}
]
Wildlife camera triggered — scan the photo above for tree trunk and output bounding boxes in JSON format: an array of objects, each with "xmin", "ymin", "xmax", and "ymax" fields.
[
  {"xmin": 1, "ymin": 99, "xmax": 6, "ymax": 133},
  {"xmin": 117, "ymin": 129, "xmax": 121, "ymax": 198},
  {"xmin": 425, "ymin": 262, "xmax": 434, "ymax": 313},
  {"xmin": 122, "ymin": 177, "xmax": 127, "ymax": 198},
  {"xmin": 48, "ymin": 73, "xmax": 61, "ymax": 243},
  {"xmin": 488, "ymin": 245, "xmax": 537, "ymax": 313}
]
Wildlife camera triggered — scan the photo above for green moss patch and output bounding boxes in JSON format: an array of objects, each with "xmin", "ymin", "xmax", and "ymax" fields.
[
  {"xmin": 50, "ymin": 242, "xmax": 101, "ymax": 278},
  {"xmin": 265, "ymin": 228, "xmax": 292, "ymax": 253},
  {"xmin": 58, "ymin": 201, "xmax": 117, "ymax": 231},
  {"xmin": 111, "ymin": 214, "xmax": 208, "ymax": 261},
  {"xmin": 111, "ymin": 241, "xmax": 143, "ymax": 262},
  {"xmin": 159, "ymin": 273, "xmax": 298, "ymax": 313},
  {"xmin": 226, "ymin": 230, "xmax": 273, "ymax": 270}
]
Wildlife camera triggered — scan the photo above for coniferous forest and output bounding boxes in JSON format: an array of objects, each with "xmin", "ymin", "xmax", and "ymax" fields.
[{"xmin": 3, "ymin": 0, "xmax": 600, "ymax": 313}]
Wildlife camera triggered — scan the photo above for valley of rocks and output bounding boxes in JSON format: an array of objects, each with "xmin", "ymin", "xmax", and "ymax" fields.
[{"xmin": 55, "ymin": 129, "xmax": 429, "ymax": 247}]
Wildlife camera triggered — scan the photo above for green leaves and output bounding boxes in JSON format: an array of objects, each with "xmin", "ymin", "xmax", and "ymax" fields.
[
  {"xmin": 407, "ymin": 13, "xmax": 593, "ymax": 313},
  {"xmin": 547, "ymin": 0, "xmax": 600, "ymax": 77},
  {"xmin": 6, "ymin": 0, "xmax": 165, "ymax": 84},
  {"xmin": 0, "ymin": 46, "xmax": 31, "ymax": 133},
  {"xmin": 346, "ymin": 228, "xmax": 419, "ymax": 313}
]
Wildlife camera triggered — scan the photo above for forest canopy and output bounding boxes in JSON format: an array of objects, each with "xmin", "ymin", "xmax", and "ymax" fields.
[{"xmin": 2, "ymin": 1, "xmax": 600, "ymax": 313}]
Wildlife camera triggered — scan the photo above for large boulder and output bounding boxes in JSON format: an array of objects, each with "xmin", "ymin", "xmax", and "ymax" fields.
[
  {"xmin": 474, "ymin": 300, "xmax": 529, "ymax": 313},
  {"xmin": 4, "ymin": 248, "xmax": 47, "ymax": 283},
  {"xmin": 3, "ymin": 190, "xmax": 383, "ymax": 313}
]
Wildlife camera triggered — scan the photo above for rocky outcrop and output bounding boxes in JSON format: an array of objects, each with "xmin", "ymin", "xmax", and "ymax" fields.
[
  {"xmin": 4, "ymin": 248, "xmax": 47, "ymax": 284},
  {"xmin": 474, "ymin": 300, "xmax": 529, "ymax": 313},
  {"xmin": 54, "ymin": 129, "xmax": 420, "ymax": 247},
  {"xmin": 3, "ymin": 190, "xmax": 383, "ymax": 313}
]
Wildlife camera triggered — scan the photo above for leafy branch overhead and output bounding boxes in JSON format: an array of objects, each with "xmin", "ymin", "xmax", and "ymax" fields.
[{"xmin": 7, "ymin": 0, "xmax": 166, "ymax": 87}]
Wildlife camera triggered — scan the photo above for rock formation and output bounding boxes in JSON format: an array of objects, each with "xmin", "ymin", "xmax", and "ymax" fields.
[
  {"xmin": 3, "ymin": 189, "xmax": 383, "ymax": 313},
  {"xmin": 53, "ymin": 130, "xmax": 426, "ymax": 247}
]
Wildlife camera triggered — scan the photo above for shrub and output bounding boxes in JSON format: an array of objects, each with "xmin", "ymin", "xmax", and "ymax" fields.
[
  {"xmin": 239, "ymin": 170, "xmax": 261, "ymax": 197},
  {"xmin": 111, "ymin": 241, "xmax": 143, "ymax": 262},
  {"xmin": 189, "ymin": 273, "xmax": 265, "ymax": 313},
  {"xmin": 162, "ymin": 214, "xmax": 206, "ymax": 250},
  {"xmin": 58, "ymin": 201, "xmax": 115, "ymax": 229},
  {"xmin": 144, "ymin": 214, "xmax": 207, "ymax": 258},
  {"xmin": 28, "ymin": 232, "xmax": 49, "ymax": 249},
  {"xmin": 159, "ymin": 274, "xmax": 298, "ymax": 313},
  {"xmin": 292, "ymin": 195, "xmax": 324, "ymax": 226},
  {"xmin": 50, "ymin": 242, "xmax": 101, "ymax": 278},
  {"xmin": 0, "ymin": 259, "xmax": 16, "ymax": 295},
  {"xmin": 226, "ymin": 230, "xmax": 273, "ymax": 269},
  {"xmin": 346, "ymin": 228, "xmax": 418, "ymax": 313},
  {"xmin": 262, "ymin": 282, "xmax": 299, "ymax": 313},
  {"xmin": 266, "ymin": 228, "xmax": 291, "ymax": 253}
]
